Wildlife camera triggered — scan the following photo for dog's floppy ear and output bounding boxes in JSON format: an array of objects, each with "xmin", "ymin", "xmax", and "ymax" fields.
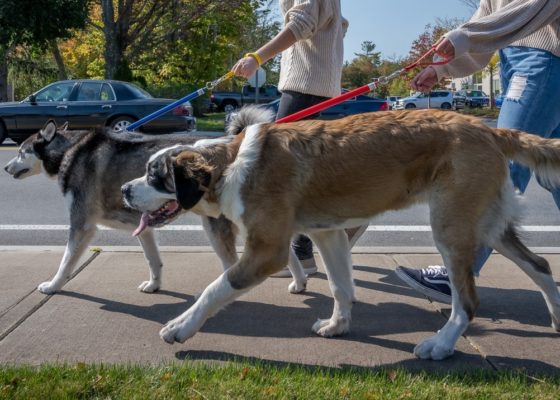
[
  {"xmin": 40, "ymin": 120, "xmax": 57, "ymax": 141},
  {"xmin": 172, "ymin": 151, "xmax": 213, "ymax": 210}
]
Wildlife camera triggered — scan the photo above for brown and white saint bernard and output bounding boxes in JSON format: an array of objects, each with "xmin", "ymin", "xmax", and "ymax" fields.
[{"xmin": 122, "ymin": 107, "xmax": 560, "ymax": 360}]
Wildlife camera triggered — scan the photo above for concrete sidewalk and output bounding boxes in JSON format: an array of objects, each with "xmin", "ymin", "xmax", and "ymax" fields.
[{"xmin": 0, "ymin": 248, "xmax": 559, "ymax": 375}]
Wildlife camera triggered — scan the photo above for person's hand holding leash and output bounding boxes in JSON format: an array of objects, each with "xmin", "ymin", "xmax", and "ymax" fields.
[
  {"xmin": 411, "ymin": 38, "xmax": 455, "ymax": 92},
  {"xmin": 433, "ymin": 37, "xmax": 455, "ymax": 60},
  {"xmin": 232, "ymin": 53, "xmax": 261, "ymax": 79}
]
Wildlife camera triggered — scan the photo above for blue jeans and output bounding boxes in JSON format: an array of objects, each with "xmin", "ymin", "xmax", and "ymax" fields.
[{"xmin": 473, "ymin": 46, "xmax": 560, "ymax": 274}]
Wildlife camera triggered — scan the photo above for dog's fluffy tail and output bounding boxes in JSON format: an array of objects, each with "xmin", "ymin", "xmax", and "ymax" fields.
[
  {"xmin": 226, "ymin": 105, "xmax": 276, "ymax": 136},
  {"xmin": 493, "ymin": 128, "xmax": 560, "ymax": 186}
]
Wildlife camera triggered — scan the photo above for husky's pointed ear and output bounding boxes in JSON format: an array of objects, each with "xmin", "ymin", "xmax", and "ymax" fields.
[
  {"xmin": 60, "ymin": 121, "xmax": 69, "ymax": 132},
  {"xmin": 172, "ymin": 153, "xmax": 212, "ymax": 210},
  {"xmin": 40, "ymin": 120, "xmax": 57, "ymax": 141}
]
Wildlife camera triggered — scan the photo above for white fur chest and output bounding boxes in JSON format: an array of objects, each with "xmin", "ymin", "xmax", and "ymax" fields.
[{"xmin": 217, "ymin": 125, "xmax": 262, "ymax": 233}]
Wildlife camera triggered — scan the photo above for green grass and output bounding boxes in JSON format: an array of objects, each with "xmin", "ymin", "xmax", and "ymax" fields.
[
  {"xmin": 197, "ymin": 112, "xmax": 226, "ymax": 132},
  {"xmin": 1, "ymin": 362, "xmax": 559, "ymax": 399}
]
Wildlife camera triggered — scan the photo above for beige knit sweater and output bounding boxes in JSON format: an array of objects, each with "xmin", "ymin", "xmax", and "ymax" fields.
[
  {"xmin": 434, "ymin": 0, "xmax": 560, "ymax": 80},
  {"xmin": 278, "ymin": 0, "xmax": 348, "ymax": 98}
]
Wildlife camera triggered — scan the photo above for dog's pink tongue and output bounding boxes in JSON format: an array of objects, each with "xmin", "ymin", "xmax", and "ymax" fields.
[{"xmin": 133, "ymin": 212, "xmax": 150, "ymax": 237}]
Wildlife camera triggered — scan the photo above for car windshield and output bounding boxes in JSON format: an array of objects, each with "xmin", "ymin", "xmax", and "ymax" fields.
[
  {"xmin": 467, "ymin": 90, "xmax": 486, "ymax": 97},
  {"xmin": 125, "ymin": 83, "xmax": 153, "ymax": 99}
]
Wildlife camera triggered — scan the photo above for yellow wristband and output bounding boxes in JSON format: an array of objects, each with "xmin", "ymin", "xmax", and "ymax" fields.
[{"xmin": 245, "ymin": 52, "xmax": 262, "ymax": 66}]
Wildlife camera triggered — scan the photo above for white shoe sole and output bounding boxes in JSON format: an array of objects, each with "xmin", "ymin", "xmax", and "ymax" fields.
[{"xmin": 395, "ymin": 267, "xmax": 452, "ymax": 304}]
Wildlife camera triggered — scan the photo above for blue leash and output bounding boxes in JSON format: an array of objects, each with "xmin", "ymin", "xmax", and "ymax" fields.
[{"xmin": 126, "ymin": 71, "xmax": 234, "ymax": 132}]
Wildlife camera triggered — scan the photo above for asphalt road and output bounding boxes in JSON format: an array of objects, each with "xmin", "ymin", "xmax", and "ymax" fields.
[{"xmin": 1, "ymin": 125, "xmax": 560, "ymax": 249}]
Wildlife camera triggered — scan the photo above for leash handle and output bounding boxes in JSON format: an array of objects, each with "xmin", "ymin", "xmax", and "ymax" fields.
[
  {"xmin": 403, "ymin": 45, "xmax": 452, "ymax": 72},
  {"xmin": 126, "ymin": 71, "xmax": 234, "ymax": 132}
]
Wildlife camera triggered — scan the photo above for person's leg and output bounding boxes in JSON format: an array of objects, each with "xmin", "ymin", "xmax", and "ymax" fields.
[{"xmin": 397, "ymin": 47, "xmax": 560, "ymax": 302}]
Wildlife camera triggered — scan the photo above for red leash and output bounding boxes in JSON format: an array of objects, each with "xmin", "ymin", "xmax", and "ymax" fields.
[{"xmin": 276, "ymin": 45, "xmax": 450, "ymax": 124}]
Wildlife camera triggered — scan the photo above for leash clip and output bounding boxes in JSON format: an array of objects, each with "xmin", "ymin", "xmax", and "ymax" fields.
[
  {"xmin": 206, "ymin": 71, "xmax": 235, "ymax": 90},
  {"xmin": 373, "ymin": 69, "xmax": 404, "ymax": 86}
]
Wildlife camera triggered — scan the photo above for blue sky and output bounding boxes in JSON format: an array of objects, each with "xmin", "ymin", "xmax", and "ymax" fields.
[{"xmin": 340, "ymin": 0, "xmax": 474, "ymax": 62}]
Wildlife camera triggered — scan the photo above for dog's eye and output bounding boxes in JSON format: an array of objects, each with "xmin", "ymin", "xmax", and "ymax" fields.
[
  {"xmin": 147, "ymin": 174, "xmax": 158, "ymax": 187},
  {"xmin": 148, "ymin": 174, "xmax": 173, "ymax": 193}
]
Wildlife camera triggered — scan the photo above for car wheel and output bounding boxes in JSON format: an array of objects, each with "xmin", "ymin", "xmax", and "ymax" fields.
[
  {"xmin": 441, "ymin": 102, "xmax": 452, "ymax": 110},
  {"xmin": 405, "ymin": 103, "xmax": 416, "ymax": 109},
  {"xmin": 0, "ymin": 121, "xmax": 6, "ymax": 145},
  {"xmin": 222, "ymin": 101, "xmax": 237, "ymax": 113},
  {"xmin": 109, "ymin": 116, "xmax": 136, "ymax": 133},
  {"xmin": 188, "ymin": 118, "xmax": 197, "ymax": 132}
]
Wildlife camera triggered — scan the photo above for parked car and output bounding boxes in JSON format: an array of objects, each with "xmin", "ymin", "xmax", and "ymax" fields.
[
  {"xmin": 453, "ymin": 92, "xmax": 466, "ymax": 110},
  {"xmin": 494, "ymin": 93, "xmax": 504, "ymax": 108},
  {"xmin": 225, "ymin": 90, "xmax": 388, "ymax": 128},
  {"xmin": 210, "ymin": 84, "xmax": 282, "ymax": 113},
  {"xmin": 454, "ymin": 89, "xmax": 490, "ymax": 108},
  {"xmin": 0, "ymin": 79, "xmax": 196, "ymax": 144},
  {"xmin": 393, "ymin": 90, "xmax": 455, "ymax": 110},
  {"xmin": 386, "ymin": 95, "xmax": 402, "ymax": 110}
]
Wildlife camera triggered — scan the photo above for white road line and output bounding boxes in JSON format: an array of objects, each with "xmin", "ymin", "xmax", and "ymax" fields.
[{"xmin": 1, "ymin": 225, "xmax": 560, "ymax": 232}]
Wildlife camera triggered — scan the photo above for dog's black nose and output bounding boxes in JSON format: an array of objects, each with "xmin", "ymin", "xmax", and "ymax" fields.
[
  {"xmin": 121, "ymin": 183, "xmax": 131, "ymax": 198},
  {"xmin": 3, "ymin": 165, "xmax": 8, "ymax": 173}
]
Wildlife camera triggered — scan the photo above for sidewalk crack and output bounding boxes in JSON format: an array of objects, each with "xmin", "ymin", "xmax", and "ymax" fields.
[
  {"xmin": 436, "ymin": 306, "xmax": 498, "ymax": 371},
  {"xmin": 0, "ymin": 251, "xmax": 100, "ymax": 343}
]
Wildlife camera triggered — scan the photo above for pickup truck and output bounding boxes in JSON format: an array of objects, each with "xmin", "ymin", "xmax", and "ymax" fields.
[{"xmin": 210, "ymin": 84, "xmax": 281, "ymax": 112}]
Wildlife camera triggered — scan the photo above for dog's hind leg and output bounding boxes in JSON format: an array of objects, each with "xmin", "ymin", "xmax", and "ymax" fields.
[
  {"xmin": 202, "ymin": 215, "xmax": 239, "ymax": 270},
  {"xmin": 493, "ymin": 225, "xmax": 560, "ymax": 331},
  {"xmin": 307, "ymin": 229, "xmax": 354, "ymax": 337},
  {"xmin": 38, "ymin": 225, "xmax": 97, "ymax": 294},
  {"xmin": 415, "ymin": 211, "xmax": 480, "ymax": 360},
  {"xmin": 136, "ymin": 229, "xmax": 163, "ymax": 293}
]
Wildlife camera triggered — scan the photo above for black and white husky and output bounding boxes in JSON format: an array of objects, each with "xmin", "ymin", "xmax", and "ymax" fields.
[{"xmin": 3, "ymin": 122, "xmax": 251, "ymax": 295}]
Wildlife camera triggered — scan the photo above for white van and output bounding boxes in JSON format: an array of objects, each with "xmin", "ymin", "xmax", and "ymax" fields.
[{"xmin": 393, "ymin": 91, "xmax": 455, "ymax": 110}]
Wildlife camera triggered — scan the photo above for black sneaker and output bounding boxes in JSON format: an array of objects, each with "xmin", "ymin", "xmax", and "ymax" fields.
[{"xmin": 395, "ymin": 265, "xmax": 452, "ymax": 304}]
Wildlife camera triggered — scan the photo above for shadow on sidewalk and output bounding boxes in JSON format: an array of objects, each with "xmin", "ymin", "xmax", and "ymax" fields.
[{"xmin": 59, "ymin": 289, "xmax": 445, "ymax": 341}]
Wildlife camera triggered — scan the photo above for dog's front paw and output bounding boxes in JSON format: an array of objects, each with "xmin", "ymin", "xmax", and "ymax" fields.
[
  {"xmin": 37, "ymin": 280, "xmax": 63, "ymax": 295},
  {"xmin": 414, "ymin": 335, "xmax": 455, "ymax": 360},
  {"xmin": 138, "ymin": 280, "xmax": 160, "ymax": 293},
  {"xmin": 288, "ymin": 278, "xmax": 306, "ymax": 294},
  {"xmin": 312, "ymin": 317, "xmax": 350, "ymax": 337},
  {"xmin": 159, "ymin": 317, "xmax": 198, "ymax": 344}
]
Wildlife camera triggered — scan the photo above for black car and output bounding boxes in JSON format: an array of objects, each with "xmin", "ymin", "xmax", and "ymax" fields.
[
  {"xmin": 454, "ymin": 89, "xmax": 490, "ymax": 108},
  {"xmin": 0, "ymin": 79, "xmax": 196, "ymax": 144}
]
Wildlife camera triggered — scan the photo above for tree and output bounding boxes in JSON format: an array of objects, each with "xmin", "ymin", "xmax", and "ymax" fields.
[
  {"xmin": 233, "ymin": 0, "xmax": 282, "ymax": 89},
  {"xmin": 354, "ymin": 41, "xmax": 381, "ymax": 66},
  {"xmin": 459, "ymin": 0, "xmax": 480, "ymax": 12},
  {"xmin": 484, "ymin": 53, "xmax": 500, "ymax": 109},
  {"xmin": 94, "ymin": 0, "xmax": 253, "ymax": 80},
  {"xmin": 0, "ymin": 0, "xmax": 90, "ymax": 100}
]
